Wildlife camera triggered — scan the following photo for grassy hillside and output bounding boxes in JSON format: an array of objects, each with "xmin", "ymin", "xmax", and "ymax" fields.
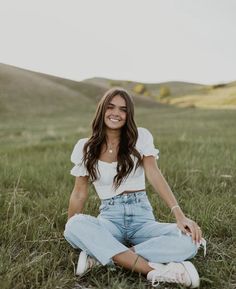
[
  {"xmin": 1, "ymin": 63, "xmax": 235, "ymax": 117},
  {"xmin": 84, "ymin": 77, "xmax": 205, "ymax": 96},
  {"xmin": 0, "ymin": 64, "xmax": 160, "ymax": 120},
  {"xmin": 0, "ymin": 63, "xmax": 97, "ymax": 117},
  {"xmin": 85, "ymin": 77, "xmax": 236, "ymax": 109},
  {"xmin": 161, "ymin": 83, "xmax": 236, "ymax": 109}
]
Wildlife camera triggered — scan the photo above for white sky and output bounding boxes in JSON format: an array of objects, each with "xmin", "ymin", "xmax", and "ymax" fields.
[{"xmin": 0, "ymin": 0, "xmax": 236, "ymax": 84}]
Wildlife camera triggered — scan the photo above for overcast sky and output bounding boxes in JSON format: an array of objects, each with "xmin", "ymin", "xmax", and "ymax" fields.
[{"xmin": 1, "ymin": 0, "xmax": 236, "ymax": 84}]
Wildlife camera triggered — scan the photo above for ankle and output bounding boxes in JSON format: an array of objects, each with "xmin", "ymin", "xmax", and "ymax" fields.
[
  {"xmin": 147, "ymin": 262, "xmax": 165, "ymax": 274},
  {"xmin": 145, "ymin": 267, "xmax": 155, "ymax": 277}
]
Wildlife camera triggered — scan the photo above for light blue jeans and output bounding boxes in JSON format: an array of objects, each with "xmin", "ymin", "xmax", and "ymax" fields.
[{"xmin": 64, "ymin": 191, "xmax": 200, "ymax": 266}]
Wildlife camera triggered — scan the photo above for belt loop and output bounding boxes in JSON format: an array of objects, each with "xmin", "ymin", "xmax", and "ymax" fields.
[
  {"xmin": 136, "ymin": 192, "xmax": 141, "ymax": 202},
  {"xmin": 109, "ymin": 197, "xmax": 114, "ymax": 205}
]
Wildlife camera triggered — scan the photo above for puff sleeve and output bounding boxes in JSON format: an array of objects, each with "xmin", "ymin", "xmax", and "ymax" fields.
[
  {"xmin": 70, "ymin": 138, "xmax": 89, "ymax": 177},
  {"xmin": 137, "ymin": 127, "xmax": 160, "ymax": 159}
]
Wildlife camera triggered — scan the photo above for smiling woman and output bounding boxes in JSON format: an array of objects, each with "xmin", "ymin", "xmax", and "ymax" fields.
[
  {"xmin": 104, "ymin": 96, "xmax": 127, "ymax": 153},
  {"xmin": 104, "ymin": 103, "xmax": 127, "ymax": 154},
  {"xmin": 63, "ymin": 87, "xmax": 206, "ymax": 288}
]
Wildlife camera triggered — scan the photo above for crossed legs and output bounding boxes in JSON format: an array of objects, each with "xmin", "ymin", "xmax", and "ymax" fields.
[
  {"xmin": 112, "ymin": 247, "xmax": 153, "ymax": 275},
  {"xmin": 64, "ymin": 214, "xmax": 198, "ymax": 275}
]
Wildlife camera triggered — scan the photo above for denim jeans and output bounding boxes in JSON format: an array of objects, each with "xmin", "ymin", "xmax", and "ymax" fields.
[{"xmin": 64, "ymin": 191, "xmax": 203, "ymax": 266}]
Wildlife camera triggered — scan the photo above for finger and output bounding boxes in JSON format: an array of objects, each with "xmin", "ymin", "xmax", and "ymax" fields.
[
  {"xmin": 177, "ymin": 224, "xmax": 188, "ymax": 234},
  {"xmin": 199, "ymin": 227, "xmax": 202, "ymax": 241},
  {"xmin": 195, "ymin": 224, "xmax": 201, "ymax": 244},
  {"xmin": 194, "ymin": 225, "xmax": 200, "ymax": 244},
  {"xmin": 194, "ymin": 224, "xmax": 202, "ymax": 244},
  {"xmin": 197, "ymin": 226, "xmax": 202, "ymax": 243},
  {"xmin": 185, "ymin": 226, "xmax": 192, "ymax": 233},
  {"xmin": 186, "ymin": 223, "xmax": 196, "ymax": 243}
]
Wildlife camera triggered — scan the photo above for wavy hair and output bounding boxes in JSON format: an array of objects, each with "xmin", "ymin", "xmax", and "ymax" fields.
[{"xmin": 82, "ymin": 87, "xmax": 142, "ymax": 189}]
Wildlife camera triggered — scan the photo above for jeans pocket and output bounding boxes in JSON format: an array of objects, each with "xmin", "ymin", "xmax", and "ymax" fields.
[{"xmin": 140, "ymin": 201, "xmax": 153, "ymax": 211}]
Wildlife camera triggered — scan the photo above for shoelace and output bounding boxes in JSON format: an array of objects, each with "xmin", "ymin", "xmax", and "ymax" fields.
[{"xmin": 151, "ymin": 267, "xmax": 185, "ymax": 287}]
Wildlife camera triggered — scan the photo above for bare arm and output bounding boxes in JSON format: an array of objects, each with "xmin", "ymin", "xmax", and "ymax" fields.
[
  {"xmin": 143, "ymin": 155, "xmax": 202, "ymax": 244},
  {"xmin": 67, "ymin": 175, "xmax": 89, "ymax": 220}
]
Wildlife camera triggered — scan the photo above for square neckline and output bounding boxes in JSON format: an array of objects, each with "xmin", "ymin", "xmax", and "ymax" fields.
[{"xmin": 98, "ymin": 159, "xmax": 117, "ymax": 165}]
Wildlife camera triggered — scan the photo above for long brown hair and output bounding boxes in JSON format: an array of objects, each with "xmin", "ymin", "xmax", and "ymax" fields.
[{"xmin": 82, "ymin": 87, "xmax": 142, "ymax": 190}]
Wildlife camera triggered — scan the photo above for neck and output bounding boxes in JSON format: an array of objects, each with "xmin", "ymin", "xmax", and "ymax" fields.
[{"xmin": 105, "ymin": 128, "xmax": 121, "ymax": 144}]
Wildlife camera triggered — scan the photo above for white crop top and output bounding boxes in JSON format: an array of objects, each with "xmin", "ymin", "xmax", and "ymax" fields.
[{"xmin": 70, "ymin": 127, "xmax": 159, "ymax": 199}]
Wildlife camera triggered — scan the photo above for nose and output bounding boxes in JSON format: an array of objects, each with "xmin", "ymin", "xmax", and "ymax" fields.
[{"xmin": 112, "ymin": 108, "xmax": 120, "ymax": 116}]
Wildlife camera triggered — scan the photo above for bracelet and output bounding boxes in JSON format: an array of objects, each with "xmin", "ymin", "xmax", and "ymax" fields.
[{"xmin": 171, "ymin": 205, "xmax": 180, "ymax": 213}]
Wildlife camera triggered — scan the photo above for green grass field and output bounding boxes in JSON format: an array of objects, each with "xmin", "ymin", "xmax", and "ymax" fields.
[{"xmin": 0, "ymin": 103, "xmax": 235, "ymax": 289}]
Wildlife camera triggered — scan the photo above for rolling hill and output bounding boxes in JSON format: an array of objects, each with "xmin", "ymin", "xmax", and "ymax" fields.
[
  {"xmin": 0, "ymin": 63, "xmax": 161, "ymax": 118},
  {"xmin": 85, "ymin": 77, "xmax": 236, "ymax": 109},
  {"xmin": 0, "ymin": 63, "xmax": 235, "ymax": 119}
]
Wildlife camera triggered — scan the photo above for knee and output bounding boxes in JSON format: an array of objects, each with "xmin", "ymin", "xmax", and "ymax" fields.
[
  {"xmin": 64, "ymin": 213, "xmax": 96, "ymax": 237},
  {"xmin": 63, "ymin": 224, "xmax": 76, "ymax": 248},
  {"xmin": 183, "ymin": 235, "xmax": 198, "ymax": 259},
  {"xmin": 64, "ymin": 214, "xmax": 84, "ymax": 239}
]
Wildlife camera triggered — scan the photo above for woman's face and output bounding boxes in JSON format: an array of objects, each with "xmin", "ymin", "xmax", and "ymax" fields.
[{"xmin": 104, "ymin": 94, "xmax": 127, "ymax": 130}]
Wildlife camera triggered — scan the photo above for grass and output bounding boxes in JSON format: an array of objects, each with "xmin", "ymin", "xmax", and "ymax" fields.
[{"xmin": 0, "ymin": 105, "xmax": 236, "ymax": 289}]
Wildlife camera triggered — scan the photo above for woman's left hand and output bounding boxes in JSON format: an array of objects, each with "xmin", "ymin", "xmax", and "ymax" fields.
[{"xmin": 176, "ymin": 216, "xmax": 202, "ymax": 244}]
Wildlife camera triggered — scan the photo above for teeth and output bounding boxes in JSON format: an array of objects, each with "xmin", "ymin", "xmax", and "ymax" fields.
[{"xmin": 109, "ymin": 118, "xmax": 119, "ymax": 122}]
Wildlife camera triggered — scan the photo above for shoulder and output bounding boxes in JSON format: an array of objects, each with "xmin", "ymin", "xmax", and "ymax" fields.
[
  {"xmin": 137, "ymin": 127, "xmax": 154, "ymax": 143},
  {"xmin": 72, "ymin": 137, "xmax": 89, "ymax": 153},
  {"xmin": 75, "ymin": 137, "xmax": 89, "ymax": 147},
  {"xmin": 71, "ymin": 137, "xmax": 89, "ymax": 163},
  {"xmin": 138, "ymin": 127, "xmax": 153, "ymax": 137},
  {"xmin": 136, "ymin": 127, "xmax": 159, "ymax": 159}
]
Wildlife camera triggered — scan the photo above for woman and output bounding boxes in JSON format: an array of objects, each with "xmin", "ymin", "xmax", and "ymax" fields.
[{"xmin": 64, "ymin": 87, "xmax": 206, "ymax": 288}]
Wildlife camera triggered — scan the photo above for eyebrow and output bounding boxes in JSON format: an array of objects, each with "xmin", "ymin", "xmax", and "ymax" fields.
[{"xmin": 108, "ymin": 102, "xmax": 127, "ymax": 109}]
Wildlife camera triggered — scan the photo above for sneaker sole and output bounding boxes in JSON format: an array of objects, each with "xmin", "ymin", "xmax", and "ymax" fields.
[
  {"xmin": 76, "ymin": 251, "xmax": 88, "ymax": 276},
  {"xmin": 182, "ymin": 261, "xmax": 200, "ymax": 288}
]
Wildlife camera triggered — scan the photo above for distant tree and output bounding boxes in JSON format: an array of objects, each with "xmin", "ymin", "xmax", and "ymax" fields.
[
  {"xmin": 133, "ymin": 84, "xmax": 146, "ymax": 94},
  {"xmin": 143, "ymin": 91, "xmax": 151, "ymax": 97},
  {"xmin": 211, "ymin": 83, "xmax": 226, "ymax": 89},
  {"xmin": 159, "ymin": 86, "xmax": 171, "ymax": 98},
  {"xmin": 109, "ymin": 80, "xmax": 122, "ymax": 87}
]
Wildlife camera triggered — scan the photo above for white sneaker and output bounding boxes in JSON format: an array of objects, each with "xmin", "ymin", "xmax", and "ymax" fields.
[
  {"xmin": 76, "ymin": 251, "xmax": 101, "ymax": 276},
  {"xmin": 147, "ymin": 261, "xmax": 200, "ymax": 288}
]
